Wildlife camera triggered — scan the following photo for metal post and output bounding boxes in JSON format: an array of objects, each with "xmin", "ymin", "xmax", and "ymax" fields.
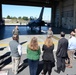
[
  {"xmin": 0, "ymin": 4, "xmax": 2, "ymax": 20},
  {"xmin": 0, "ymin": 4, "xmax": 5, "ymax": 25},
  {"xmin": 51, "ymin": 6, "xmax": 55, "ymax": 27},
  {"xmin": 59, "ymin": 1, "xmax": 63, "ymax": 28}
]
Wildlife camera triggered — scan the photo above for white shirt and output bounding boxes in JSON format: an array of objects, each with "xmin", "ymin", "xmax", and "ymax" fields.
[
  {"xmin": 17, "ymin": 44, "xmax": 22, "ymax": 56},
  {"xmin": 9, "ymin": 44, "xmax": 22, "ymax": 56},
  {"xmin": 68, "ymin": 36, "xmax": 76, "ymax": 50}
]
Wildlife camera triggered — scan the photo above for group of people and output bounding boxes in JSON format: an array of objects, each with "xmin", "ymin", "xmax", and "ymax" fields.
[
  {"xmin": 55, "ymin": 28, "xmax": 76, "ymax": 74},
  {"xmin": 8, "ymin": 26, "xmax": 76, "ymax": 75}
]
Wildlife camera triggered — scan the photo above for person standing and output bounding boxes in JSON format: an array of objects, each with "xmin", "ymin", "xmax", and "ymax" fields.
[
  {"xmin": 27, "ymin": 37, "xmax": 41, "ymax": 75},
  {"xmin": 12, "ymin": 25, "xmax": 20, "ymax": 42},
  {"xmin": 54, "ymin": 32, "xmax": 68, "ymax": 73},
  {"xmin": 9, "ymin": 34, "xmax": 22, "ymax": 75},
  {"xmin": 42, "ymin": 36, "xmax": 55, "ymax": 75},
  {"xmin": 47, "ymin": 27, "xmax": 53, "ymax": 38},
  {"xmin": 68, "ymin": 31, "xmax": 76, "ymax": 68},
  {"xmin": 12, "ymin": 25, "xmax": 20, "ymax": 35}
]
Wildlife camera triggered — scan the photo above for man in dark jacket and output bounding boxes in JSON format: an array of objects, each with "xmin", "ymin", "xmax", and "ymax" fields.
[{"xmin": 54, "ymin": 32, "xmax": 68, "ymax": 73}]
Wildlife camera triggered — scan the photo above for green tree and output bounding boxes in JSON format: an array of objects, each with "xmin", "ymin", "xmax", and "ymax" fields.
[
  {"xmin": 7, "ymin": 15, "xmax": 11, "ymax": 19},
  {"xmin": 18, "ymin": 16, "xmax": 22, "ymax": 19},
  {"xmin": 22, "ymin": 16, "xmax": 28, "ymax": 20}
]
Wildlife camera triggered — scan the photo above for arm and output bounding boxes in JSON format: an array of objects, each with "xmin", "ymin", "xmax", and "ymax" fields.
[
  {"xmin": 68, "ymin": 39, "xmax": 71, "ymax": 50},
  {"xmin": 12, "ymin": 29, "xmax": 15, "ymax": 34},
  {"xmin": 56, "ymin": 40, "xmax": 61, "ymax": 56},
  {"xmin": 8, "ymin": 46, "xmax": 11, "ymax": 51},
  {"xmin": 38, "ymin": 46, "xmax": 41, "ymax": 55},
  {"xmin": 42, "ymin": 45, "xmax": 45, "ymax": 51},
  {"xmin": 17, "ymin": 44, "xmax": 22, "ymax": 56},
  {"xmin": 51, "ymin": 31, "xmax": 53, "ymax": 37},
  {"xmin": 52, "ymin": 44, "xmax": 54, "ymax": 51}
]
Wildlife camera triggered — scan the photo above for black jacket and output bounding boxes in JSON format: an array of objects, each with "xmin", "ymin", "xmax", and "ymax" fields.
[
  {"xmin": 56, "ymin": 37, "xmax": 68, "ymax": 57},
  {"xmin": 42, "ymin": 44, "xmax": 55, "ymax": 62}
]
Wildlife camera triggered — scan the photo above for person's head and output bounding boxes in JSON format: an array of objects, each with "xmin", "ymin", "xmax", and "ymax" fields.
[
  {"xmin": 60, "ymin": 32, "xmax": 65, "ymax": 37},
  {"xmin": 29, "ymin": 37, "xmax": 39, "ymax": 50},
  {"xmin": 44, "ymin": 37, "xmax": 53, "ymax": 47},
  {"xmin": 12, "ymin": 34, "xmax": 18, "ymax": 41},
  {"xmin": 15, "ymin": 25, "xmax": 18, "ymax": 29},
  {"xmin": 48, "ymin": 27, "xmax": 52, "ymax": 31},
  {"xmin": 70, "ymin": 31, "xmax": 75, "ymax": 36}
]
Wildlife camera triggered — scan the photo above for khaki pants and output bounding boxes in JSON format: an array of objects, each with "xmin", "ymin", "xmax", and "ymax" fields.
[
  {"xmin": 67, "ymin": 50, "xmax": 75, "ymax": 66},
  {"xmin": 12, "ymin": 57, "xmax": 20, "ymax": 74}
]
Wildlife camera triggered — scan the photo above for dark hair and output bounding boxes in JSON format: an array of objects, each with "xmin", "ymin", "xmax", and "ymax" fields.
[
  {"xmin": 60, "ymin": 32, "xmax": 65, "ymax": 37},
  {"xmin": 70, "ymin": 31, "xmax": 75, "ymax": 36}
]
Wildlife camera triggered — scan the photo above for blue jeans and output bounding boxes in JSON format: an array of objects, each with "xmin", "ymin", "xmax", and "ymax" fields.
[{"xmin": 28, "ymin": 59, "xmax": 39, "ymax": 75}]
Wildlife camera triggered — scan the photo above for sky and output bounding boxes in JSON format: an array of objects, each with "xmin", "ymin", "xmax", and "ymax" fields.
[{"xmin": 2, "ymin": 4, "xmax": 51, "ymax": 21}]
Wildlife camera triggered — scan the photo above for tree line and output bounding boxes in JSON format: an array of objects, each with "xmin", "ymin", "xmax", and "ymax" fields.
[{"xmin": 3, "ymin": 15, "xmax": 37, "ymax": 21}]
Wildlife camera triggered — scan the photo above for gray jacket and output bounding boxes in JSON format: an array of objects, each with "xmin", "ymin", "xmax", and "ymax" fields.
[{"xmin": 9, "ymin": 40, "xmax": 20, "ymax": 57}]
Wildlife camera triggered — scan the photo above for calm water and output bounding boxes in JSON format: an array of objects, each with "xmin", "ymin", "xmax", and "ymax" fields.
[{"xmin": 0, "ymin": 25, "xmax": 72, "ymax": 40}]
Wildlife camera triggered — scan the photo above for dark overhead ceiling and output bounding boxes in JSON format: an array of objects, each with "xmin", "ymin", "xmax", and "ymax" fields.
[{"xmin": 1, "ymin": 0, "xmax": 60, "ymax": 7}]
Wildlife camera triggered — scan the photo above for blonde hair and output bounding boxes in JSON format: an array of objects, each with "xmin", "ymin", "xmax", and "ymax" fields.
[
  {"xmin": 44, "ymin": 37, "xmax": 53, "ymax": 47},
  {"xmin": 28, "ymin": 37, "xmax": 39, "ymax": 50}
]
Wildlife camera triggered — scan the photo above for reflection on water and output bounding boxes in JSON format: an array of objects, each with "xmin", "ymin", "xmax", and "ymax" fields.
[
  {"xmin": 0, "ymin": 25, "xmax": 72, "ymax": 40},
  {"xmin": 0, "ymin": 25, "xmax": 48, "ymax": 40}
]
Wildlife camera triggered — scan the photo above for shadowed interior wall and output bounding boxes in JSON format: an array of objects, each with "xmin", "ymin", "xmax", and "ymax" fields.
[{"xmin": 55, "ymin": 0, "xmax": 76, "ymax": 29}]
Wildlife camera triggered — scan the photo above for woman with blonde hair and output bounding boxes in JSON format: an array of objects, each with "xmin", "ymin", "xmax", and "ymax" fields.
[
  {"xmin": 42, "ymin": 37, "xmax": 55, "ymax": 75},
  {"xmin": 27, "ymin": 37, "xmax": 41, "ymax": 75}
]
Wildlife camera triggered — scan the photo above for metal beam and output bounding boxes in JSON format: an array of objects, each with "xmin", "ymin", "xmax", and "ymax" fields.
[
  {"xmin": 0, "ymin": 4, "xmax": 2, "ymax": 20},
  {"xmin": 1, "ymin": 0, "xmax": 59, "ymax": 8}
]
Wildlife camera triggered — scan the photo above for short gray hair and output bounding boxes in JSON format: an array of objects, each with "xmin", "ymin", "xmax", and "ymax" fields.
[{"xmin": 12, "ymin": 34, "xmax": 18, "ymax": 40}]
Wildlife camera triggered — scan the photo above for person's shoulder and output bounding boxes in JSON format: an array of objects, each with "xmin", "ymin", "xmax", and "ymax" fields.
[
  {"xmin": 65, "ymin": 38, "xmax": 68, "ymax": 42},
  {"xmin": 64, "ymin": 38, "xmax": 68, "ymax": 40},
  {"xmin": 42, "ymin": 44, "xmax": 46, "ymax": 47},
  {"xmin": 62, "ymin": 38, "xmax": 68, "ymax": 42},
  {"xmin": 9, "ymin": 40, "xmax": 14, "ymax": 44},
  {"xmin": 38, "ymin": 46, "xmax": 40, "ymax": 49},
  {"xmin": 74, "ymin": 37, "xmax": 76, "ymax": 40},
  {"xmin": 59, "ymin": 38, "xmax": 62, "ymax": 41},
  {"xmin": 10, "ymin": 40, "xmax": 13, "ymax": 42},
  {"xmin": 59, "ymin": 38, "xmax": 66, "ymax": 41}
]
